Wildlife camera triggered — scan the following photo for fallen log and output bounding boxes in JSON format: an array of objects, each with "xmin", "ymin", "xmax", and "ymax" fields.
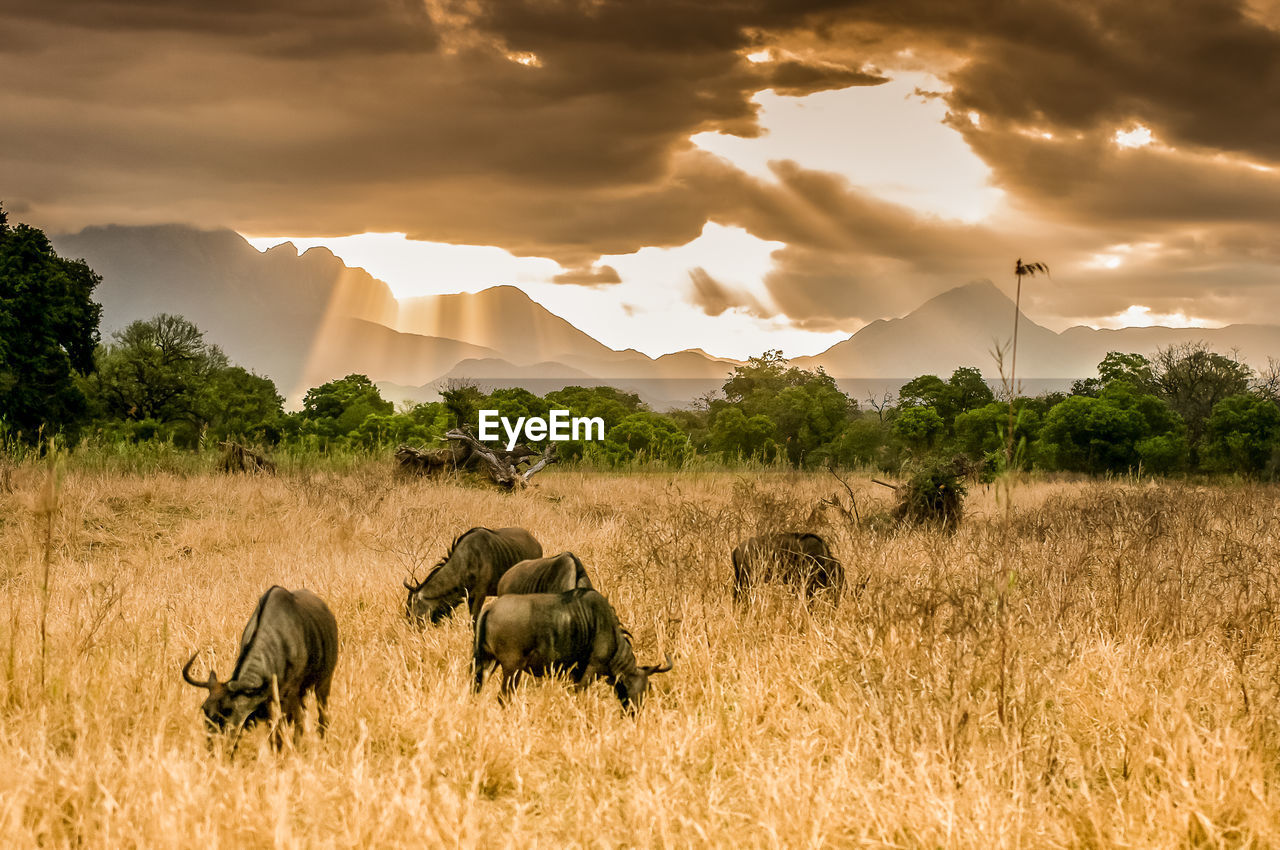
[
  {"xmin": 394, "ymin": 444, "xmax": 463, "ymax": 476},
  {"xmin": 443, "ymin": 428, "xmax": 557, "ymax": 489}
]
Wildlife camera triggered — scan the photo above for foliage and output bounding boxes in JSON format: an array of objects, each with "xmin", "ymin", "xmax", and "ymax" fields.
[
  {"xmin": 598, "ymin": 411, "xmax": 691, "ymax": 465},
  {"xmin": 0, "ymin": 206, "xmax": 103, "ymax": 440},
  {"xmin": 81, "ymin": 315, "xmax": 283, "ymax": 448},
  {"xmin": 890, "ymin": 405, "xmax": 945, "ymax": 452},
  {"xmin": 1201, "ymin": 394, "xmax": 1280, "ymax": 476},
  {"xmin": 826, "ymin": 418, "xmax": 889, "ymax": 468},
  {"xmin": 890, "ymin": 455, "xmax": 967, "ymax": 530},
  {"xmin": 1038, "ymin": 382, "xmax": 1185, "ymax": 474},
  {"xmin": 1149, "ymin": 342, "xmax": 1252, "ymax": 459},
  {"xmin": 953, "ymin": 401, "xmax": 1041, "ymax": 466},
  {"xmin": 899, "ymin": 367, "xmax": 994, "ymax": 427},
  {"xmin": 301, "ymin": 374, "xmax": 393, "ymax": 441},
  {"xmin": 708, "ymin": 407, "xmax": 777, "ymax": 461},
  {"xmin": 711, "ymin": 350, "xmax": 853, "ymax": 465}
]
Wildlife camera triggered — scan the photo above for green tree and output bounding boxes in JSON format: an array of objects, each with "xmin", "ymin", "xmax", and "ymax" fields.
[
  {"xmin": 953, "ymin": 400, "xmax": 1041, "ymax": 465},
  {"xmin": 484, "ymin": 387, "xmax": 551, "ymax": 437},
  {"xmin": 891, "ymin": 406, "xmax": 945, "ymax": 452},
  {"xmin": 199, "ymin": 366, "xmax": 285, "ymax": 443},
  {"xmin": 828, "ymin": 418, "xmax": 888, "ymax": 467},
  {"xmin": 715, "ymin": 351, "xmax": 854, "ymax": 465},
  {"xmin": 349, "ymin": 411, "xmax": 437, "ymax": 451},
  {"xmin": 83, "ymin": 314, "xmax": 231, "ymax": 444},
  {"xmin": 1098, "ymin": 351, "xmax": 1155, "ymax": 391},
  {"xmin": 897, "ymin": 374, "xmax": 950, "ymax": 415},
  {"xmin": 948, "ymin": 366, "xmax": 996, "ymax": 414},
  {"xmin": 301, "ymin": 374, "xmax": 393, "ymax": 439},
  {"xmin": 545, "ymin": 385, "xmax": 644, "ymax": 429},
  {"xmin": 439, "ymin": 380, "xmax": 487, "ymax": 430},
  {"xmin": 1202, "ymin": 394, "xmax": 1280, "ymax": 476},
  {"xmin": 0, "ymin": 206, "xmax": 102, "ymax": 439},
  {"xmin": 1149, "ymin": 342, "xmax": 1252, "ymax": 462},
  {"xmin": 1038, "ymin": 382, "xmax": 1185, "ymax": 474},
  {"xmin": 898, "ymin": 367, "xmax": 994, "ymax": 427},
  {"xmin": 601, "ymin": 412, "xmax": 689, "ymax": 465},
  {"xmin": 708, "ymin": 407, "xmax": 777, "ymax": 460}
]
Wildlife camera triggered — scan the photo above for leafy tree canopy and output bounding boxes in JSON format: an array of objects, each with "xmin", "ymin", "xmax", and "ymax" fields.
[
  {"xmin": 1202, "ymin": 393, "xmax": 1280, "ymax": 476},
  {"xmin": 301, "ymin": 373, "xmax": 393, "ymax": 438},
  {"xmin": 0, "ymin": 205, "xmax": 103, "ymax": 440}
]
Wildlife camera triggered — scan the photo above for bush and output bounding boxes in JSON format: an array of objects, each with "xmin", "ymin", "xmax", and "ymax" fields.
[{"xmin": 890, "ymin": 455, "xmax": 968, "ymax": 531}]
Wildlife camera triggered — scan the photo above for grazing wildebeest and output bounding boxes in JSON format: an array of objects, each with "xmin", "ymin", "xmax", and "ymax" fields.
[
  {"xmin": 405, "ymin": 526, "xmax": 542, "ymax": 625},
  {"xmin": 473, "ymin": 588, "xmax": 673, "ymax": 711},
  {"xmin": 731, "ymin": 532, "xmax": 844, "ymax": 603},
  {"xmin": 182, "ymin": 586, "xmax": 338, "ymax": 748},
  {"xmin": 496, "ymin": 552, "xmax": 593, "ymax": 596}
]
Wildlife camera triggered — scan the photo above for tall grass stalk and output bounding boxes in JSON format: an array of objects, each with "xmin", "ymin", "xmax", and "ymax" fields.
[{"xmin": 35, "ymin": 445, "xmax": 61, "ymax": 692}]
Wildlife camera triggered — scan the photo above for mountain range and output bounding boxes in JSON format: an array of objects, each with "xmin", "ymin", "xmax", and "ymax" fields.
[{"xmin": 52, "ymin": 225, "xmax": 1280, "ymax": 408}]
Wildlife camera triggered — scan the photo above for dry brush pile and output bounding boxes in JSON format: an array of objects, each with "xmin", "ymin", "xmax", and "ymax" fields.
[{"xmin": 1, "ymin": 462, "xmax": 1280, "ymax": 847}]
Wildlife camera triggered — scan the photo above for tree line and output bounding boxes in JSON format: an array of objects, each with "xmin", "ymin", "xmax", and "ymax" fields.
[{"xmin": 4, "ymin": 206, "xmax": 1280, "ymax": 477}]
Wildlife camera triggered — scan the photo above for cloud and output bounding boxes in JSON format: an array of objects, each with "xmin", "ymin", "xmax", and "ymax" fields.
[
  {"xmin": 2, "ymin": 0, "xmax": 1279, "ymax": 337},
  {"xmin": 687, "ymin": 266, "xmax": 769, "ymax": 317},
  {"xmin": 764, "ymin": 59, "xmax": 888, "ymax": 96},
  {"xmin": 552, "ymin": 264, "xmax": 622, "ymax": 286}
]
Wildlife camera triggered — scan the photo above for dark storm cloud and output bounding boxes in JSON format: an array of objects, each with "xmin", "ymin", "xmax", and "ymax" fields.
[
  {"xmin": 765, "ymin": 60, "xmax": 888, "ymax": 96},
  {"xmin": 955, "ymin": 127, "xmax": 1280, "ymax": 226},
  {"xmin": 5, "ymin": 0, "xmax": 440, "ymax": 57},
  {"xmin": 2, "ymin": 0, "xmax": 1279, "ymax": 330},
  {"xmin": 1, "ymin": 0, "xmax": 874, "ymax": 264}
]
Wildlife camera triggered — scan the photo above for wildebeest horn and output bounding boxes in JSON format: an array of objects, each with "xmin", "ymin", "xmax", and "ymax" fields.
[
  {"xmin": 647, "ymin": 652, "xmax": 674, "ymax": 674},
  {"xmin": 403, "ymin": 578, "xmax": 415, "ymax": 590},
  {"xmin": 182, "ymin": 651, "xmax": 214, "ymax": 689}
]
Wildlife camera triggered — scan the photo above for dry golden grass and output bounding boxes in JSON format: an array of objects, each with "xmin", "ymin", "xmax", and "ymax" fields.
[{"xmin": 3, "ymin": 462, "xmax": 1280, "ymax": 847}]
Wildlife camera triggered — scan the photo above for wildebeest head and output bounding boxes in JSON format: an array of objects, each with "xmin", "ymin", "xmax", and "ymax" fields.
[
  {"xmin": 404, "ymin": 568, "xmax": 465, "ymax": 625},
  {"xmin": 614, "ymin": 651, "xmax": 674, "ymax": 711},
  {"xmin": 182, "ymin": 652, "xmax": 271, "ymax": 735}
]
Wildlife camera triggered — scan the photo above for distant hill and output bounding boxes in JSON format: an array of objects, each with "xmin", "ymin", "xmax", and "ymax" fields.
[
  {"xmin": 397, "ymin": 286, "xmax": 633, "ymax": 365},
  {"xmin": 53, "ymin": 225, "xmax": 398, "ymax": 395},
  {"xmin": 439, "ymin": 357, "xmax": 595, "ymax": 381},
  {"xmin": 51, "ymin": 225, "xmax": 1280, "ymax": 406},
  {"xmin": 797, "ymin": 281, "xmax": 1280, "ymax": 379},
  {"xmin": 300, "ymin": 319, "xmax": 501, "ymax": 392}
]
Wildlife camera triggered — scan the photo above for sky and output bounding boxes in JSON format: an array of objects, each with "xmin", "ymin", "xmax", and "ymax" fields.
[{"xmin": 3, "ymin": 0, "xmax": 1279, "ymax": 358}]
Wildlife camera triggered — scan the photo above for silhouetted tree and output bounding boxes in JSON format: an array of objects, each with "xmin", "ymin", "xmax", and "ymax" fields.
[{"xmin": 0, "ymin": 205, "xmax": 102, "ymax": 440}]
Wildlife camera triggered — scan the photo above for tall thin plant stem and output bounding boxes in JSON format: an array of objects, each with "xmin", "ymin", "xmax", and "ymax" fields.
[
  {"xmin": 1005, "ymin": 258, "xmax": 1049, "ymax": 468},
  {"xmin": 37, "ymin": 445, "xmax": 60, "ymax": 692}
]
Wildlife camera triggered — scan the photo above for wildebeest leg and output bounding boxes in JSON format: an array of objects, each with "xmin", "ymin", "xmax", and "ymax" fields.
[
  {"xmin": 472, "ymin": 611, "xmax": 494, "ymax": 694},
  {"xmin": 287, "ymin": 695, "xmax": 306, "ymax": 747},
  {"xmin": 472, "ymin": 651, "xmax": 495, "ymax": 694},
  {"xmin": 498, "ymin": 669, "xmax": 520, "ymax": 704},
  {"xmin": 468, "ymin": 592, "xmax": 487, "ymax": 626},
  {"xmin": 315, "ymin": 677, "xmax": 332, "ymax": 737},
  {"xmin": 731, "ymin": 551, "xmax": 745, "ymax": 602}
]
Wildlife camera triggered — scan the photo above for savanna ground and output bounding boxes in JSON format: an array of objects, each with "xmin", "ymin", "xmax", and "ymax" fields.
[{"xmin": 2, "ymin": 457, "xmax": 1280, "ymax": 848}]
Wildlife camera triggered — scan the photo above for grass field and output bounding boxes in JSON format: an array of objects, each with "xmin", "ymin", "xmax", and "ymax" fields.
[{"xmin": 2, "ymin": 461, "xmax": 1280, "ymax": 847}]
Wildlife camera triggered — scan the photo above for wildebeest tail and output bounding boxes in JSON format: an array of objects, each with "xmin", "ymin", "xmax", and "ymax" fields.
[{"xmin": 569, "ymin": 553, "xmax": 593, "ymax": 589}]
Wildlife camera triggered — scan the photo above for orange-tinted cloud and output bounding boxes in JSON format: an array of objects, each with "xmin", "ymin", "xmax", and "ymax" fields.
[{"xmin": 3, "ymin": 0, "xmax": 1279, "ymax": 332}]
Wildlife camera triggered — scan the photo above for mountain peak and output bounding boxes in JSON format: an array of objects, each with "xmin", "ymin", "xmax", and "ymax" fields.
[{"xmin": 919, "ymin": 279, "xmax": 1013, "ymax": 311}]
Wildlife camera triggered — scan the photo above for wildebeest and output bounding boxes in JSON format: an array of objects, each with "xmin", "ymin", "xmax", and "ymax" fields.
[
  {"xmin": 182, "ymin": 586, "xmax": 338, "ymax": 748},
  {"xmin": 405, "ymin": 526, "xmax": 542, "ymax": 625},
  {"xmin": 496, "ymin": 552, "xmax": 593, "ymax": 596},
  {"xmin": 473, "ymin": 588, "xmax": 673, "ymax": 711},
  {"xmin": 731, "ymin": 532, "xmax": 844, "ymax": 603}
]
